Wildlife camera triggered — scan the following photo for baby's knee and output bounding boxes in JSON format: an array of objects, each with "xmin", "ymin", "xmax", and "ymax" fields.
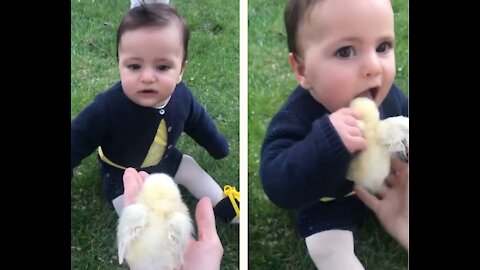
[
  {"xmin": 112, "ymin": 195, "xmax": 125, "ymax": 216},
  {"xmin": 305, "ymin": 230, "xmax": 363, "ymax": 270},
  {"xmin": 181, "ymin": 154, "xmax": 197, "ymax": 164},
  {"xmin": 307, "ymin": 240, "xmax": 354, "ymax": 262}
]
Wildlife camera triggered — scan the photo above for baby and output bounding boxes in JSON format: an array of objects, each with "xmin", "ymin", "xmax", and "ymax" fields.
[
  {"xmin": 72, "ymin": 3, "xmax": 239, "ymax": 223},
  {"xmin": 260, "ymin": 0, "xmax": 408, "ymax": 269}
]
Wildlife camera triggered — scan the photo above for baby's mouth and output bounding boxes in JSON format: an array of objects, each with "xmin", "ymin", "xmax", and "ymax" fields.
[
  {"xmin": 357, "ymin": 86, "xmax": 379, "ymax": 100},
  {"xmin": 139, "ymin": 89, "xmax": 157, "ymax": 94}
]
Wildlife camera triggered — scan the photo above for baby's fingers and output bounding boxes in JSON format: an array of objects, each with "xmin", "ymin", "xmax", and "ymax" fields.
[{"xmin": 347, "ymin": 134, "xmax": 367, "ymax": 153}]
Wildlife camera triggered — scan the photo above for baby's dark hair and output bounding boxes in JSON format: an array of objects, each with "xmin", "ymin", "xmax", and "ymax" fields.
[
  {"xmin": 116, "ymin": 3, "xmax": 190, "ymax": 63},
  {"xmin": 284, "ymin": 0, "xmax": 321, "ymax": 58}
]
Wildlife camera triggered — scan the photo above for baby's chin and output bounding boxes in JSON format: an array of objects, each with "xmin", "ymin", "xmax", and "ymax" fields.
[{"xmin": 132, "ymin": 98, "xmax": 164, "ymax": 108}]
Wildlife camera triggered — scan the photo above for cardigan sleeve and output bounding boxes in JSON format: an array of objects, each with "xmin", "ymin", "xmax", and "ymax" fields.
[
  {"xmin": 260, "ymin": 112, "xmax": 353, "ymax": 209},
  {"xmin": 71, "ymin": 95, "xmax": 109, "ymax": 178},
  {"xmin": 182, "ymin": 88, "xmax": 229, "ymax": 159}
]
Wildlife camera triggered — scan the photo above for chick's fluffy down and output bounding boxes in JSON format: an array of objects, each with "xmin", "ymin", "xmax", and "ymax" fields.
[
  {"xmin": 346, "ymin": 97, "xmax": 408, "ymax": 194},
  {"xmin": 117, "ymin": 173, "xmax": 193, "ymax": 270}
]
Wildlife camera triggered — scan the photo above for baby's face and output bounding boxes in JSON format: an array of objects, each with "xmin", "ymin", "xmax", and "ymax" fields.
[
  {"xmin": 118, "ymin": 24, "xmax": 185, "ymax": 108},
  {"xmin": 295, "ymin": 0, "xmax": 395, "ymax": 113}
]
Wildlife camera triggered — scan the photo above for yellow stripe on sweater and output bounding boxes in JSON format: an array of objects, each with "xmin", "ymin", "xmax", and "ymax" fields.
[
  {"xmin": 141, "ymin": 119, "xmax": 167, "ymax": 167},
  {"xmin": 319, "ymin": 191, "xmax": 356, "ymax": 202},
  {"xmin": 98, "ymin": 119, "xmax": 168, "ymax": 170},
  {"xmin": 98, "ymin": 147, "xmax": 127, "ymax": 170}
]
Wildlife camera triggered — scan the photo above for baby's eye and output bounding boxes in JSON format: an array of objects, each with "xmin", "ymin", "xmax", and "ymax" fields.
[
  {"xmin": 127, "ymin": 64, "xmax": 141, "ymax": 70},
  {"xmin": 157, "ymin": 65, "xmax": 170, "ymax": 71},
  {"xmin": 376, "ymin": 42, "xmax": 393, "ymax": 53},
  {"xmin": 335, "ymin": 46, "xmax": 356, "ymax": 58}
]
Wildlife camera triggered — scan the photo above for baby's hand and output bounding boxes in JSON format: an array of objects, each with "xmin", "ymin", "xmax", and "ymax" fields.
[{"xmin": 329, "ymin": 108, "xmax": 366, "ymax": 153}]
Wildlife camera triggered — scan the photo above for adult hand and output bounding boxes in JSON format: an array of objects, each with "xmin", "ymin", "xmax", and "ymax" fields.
[
  {"xmin": 182, "ymin": 197, "xmax": 224, "ymax": 270},
  {"xmin": 355, "ymin": 157, "xmax": 408, "ymax": 251},
  {"xmin": 123, "ymin": 169, "xmax": 224, "ymax": 269}
]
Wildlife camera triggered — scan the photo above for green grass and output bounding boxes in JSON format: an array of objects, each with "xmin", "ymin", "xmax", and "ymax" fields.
[
  {"xmin": 71, "ymin": 0, "xmax": 239, "ymax": 269},
  {"xmin": 248, "ymin": 0, "xmax": 408, "ymax": 269}
]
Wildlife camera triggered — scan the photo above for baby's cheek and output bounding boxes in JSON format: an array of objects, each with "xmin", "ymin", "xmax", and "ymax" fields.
[
  {"xmin": 323, "ymin": 86, "xmax": 353, "ymax": 111},
  {"xmin": 121, "ymin": 80, "xmax": 137, "ymax": 95},
  {"xmin": 161, "ymin": 78, "xmax": 178, "ymax": 94}
]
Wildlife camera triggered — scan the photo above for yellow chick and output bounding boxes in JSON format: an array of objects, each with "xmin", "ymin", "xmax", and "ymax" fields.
[
  {"xmin": 346, "ymin": 97, "xmax": 409, "ymax": 194},
  {"xmin": 117, "ymin": 173, "xmax": 193, "ymax": 270}
]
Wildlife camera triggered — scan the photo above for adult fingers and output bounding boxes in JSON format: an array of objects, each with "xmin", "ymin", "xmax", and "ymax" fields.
[
  {"xmin": 123, "ymin": 167, "xmax": 141, "ymax": 186},
  {"xmin": 388, "ymin": 159, "xmax": 408, "ymax": 187},
  {"xmin": 138, "ymin": 171, "xmax": 149, "ymax": 186},
  {"xmin": 123, "ymin": 167, "xmax": 144, "ymax": 206},
  {"xmin": 195, "ymin": 197, "xmax": 221, "ymax": 243},
  {"xmin": 390, "ymin": 156, "xmax": 408, "ymax": 174},
  {"xmin": 354, "ymin": 184, "xmax": 380, "ymax": 212}
]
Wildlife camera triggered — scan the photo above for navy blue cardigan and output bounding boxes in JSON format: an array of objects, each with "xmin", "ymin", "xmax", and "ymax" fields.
[
  {"xmin": 260, "ymin": 84, "xmax": 408, "ymax": 210},
  {"xmin": 71, "ymin": 81, "xmax": 229, "ymax": 175}
]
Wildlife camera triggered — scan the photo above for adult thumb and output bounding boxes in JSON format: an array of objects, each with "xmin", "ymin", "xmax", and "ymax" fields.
[{"xmin": 195, "ymin": 197, "xmax": 220, "ymax": 243}]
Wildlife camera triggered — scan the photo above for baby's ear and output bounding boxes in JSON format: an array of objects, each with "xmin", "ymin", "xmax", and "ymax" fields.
[
  {"xmin": 177, "ymin": 61, "xmax": 188, "ymax": 83},
  {"xmin": 288, "ymin": 53, "xmax": 311, "ymax": 89}
]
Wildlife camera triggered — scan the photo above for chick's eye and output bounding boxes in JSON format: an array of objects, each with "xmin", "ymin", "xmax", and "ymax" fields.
[
  {"xmin": 127, "ymin": 64, "xmax": 140, "ymax": 70},
  {"xmin": 157, "ymin": 65, "xmax": 170, "ymax": 71},
  {"xmin": 335, "ymin": 46, "xmax": 355, "ymax": 58},
  {"xmin": 377, "ymin": 42, "xmax": 393, "ymax": 53}
]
